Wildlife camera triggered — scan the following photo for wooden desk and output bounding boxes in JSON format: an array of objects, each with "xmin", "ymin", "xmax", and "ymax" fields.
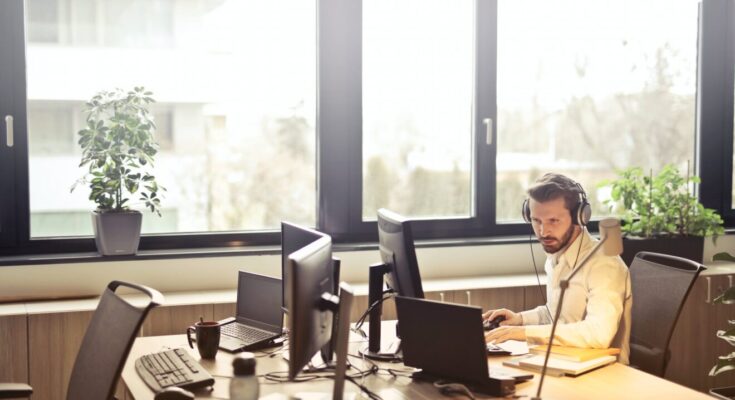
[{"xmin": 122, "ymin": 333, "xmax": 712, "ymax": 400}]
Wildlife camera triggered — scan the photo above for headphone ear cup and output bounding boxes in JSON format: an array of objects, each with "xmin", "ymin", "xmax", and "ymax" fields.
[
  {"xmin": 522, "ymin": 199, "xmax": 531, "ymax": 223},
  {"xmin": 578, "ymin": 200, "xmax": 592, "ymax": 226}
]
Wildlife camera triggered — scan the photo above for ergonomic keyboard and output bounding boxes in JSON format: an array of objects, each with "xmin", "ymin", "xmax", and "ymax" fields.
[{"xmin": 135, "ymin": 348, "xmax": 214, "ymax": 393}]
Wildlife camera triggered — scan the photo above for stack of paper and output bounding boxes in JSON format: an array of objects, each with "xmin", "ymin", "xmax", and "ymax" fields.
[
  {"xmin": 529, "ymin": 345, "xmax": 620, "ymax": 362},
  {"xmin": 503, "ymin": 346, "xmax": 619, "ymax": 377}
]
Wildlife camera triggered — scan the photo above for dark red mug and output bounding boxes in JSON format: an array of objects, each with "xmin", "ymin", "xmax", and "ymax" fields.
[{"xmin": 186, "ymin": 321, "xmax": 220, "ymax": 359}]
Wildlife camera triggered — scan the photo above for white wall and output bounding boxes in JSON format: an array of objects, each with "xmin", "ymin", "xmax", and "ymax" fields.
[{"xmin": 1, "ymin": 234, "xmax": 732, "ymax": 302}]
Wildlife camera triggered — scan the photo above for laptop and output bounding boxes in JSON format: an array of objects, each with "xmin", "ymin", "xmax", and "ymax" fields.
[
  {"xmin": 395, "ymin": 296, "xmax": 532, "ymax": 396},
  {"xmin": 218, "ymin": 271, "xmax": 284, "ymax": 352}
]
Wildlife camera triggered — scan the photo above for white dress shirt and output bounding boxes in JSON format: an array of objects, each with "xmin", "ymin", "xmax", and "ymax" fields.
[{"xmin": 519, "ymin": 228, "xmax": 632, "ymax": 364}]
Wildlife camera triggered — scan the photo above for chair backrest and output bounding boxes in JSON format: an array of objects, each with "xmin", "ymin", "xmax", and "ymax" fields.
[
  {"xmin": 66, "ymin": 281, "xmax": 163, "ymax": 400},
  {"xmin": 629, "ymin": 251, "xmax": 704, "ymax": 377}
]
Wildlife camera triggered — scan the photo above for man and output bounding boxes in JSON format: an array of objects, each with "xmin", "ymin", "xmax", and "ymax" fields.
[{"xmin": 484, "ymin": 173, "xmax": 632, "ymax": 364}]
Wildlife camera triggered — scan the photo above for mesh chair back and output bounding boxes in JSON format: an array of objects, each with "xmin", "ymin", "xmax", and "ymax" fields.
[
  {"xmin": 66, "ymin": 281, "xmax": 163, "ymax": 400},
  {"xmin": 629, "ymin": 251, "xmax": 704, "ymax": 377}
]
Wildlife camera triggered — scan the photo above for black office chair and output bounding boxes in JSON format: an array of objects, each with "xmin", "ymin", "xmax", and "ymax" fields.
[
  {"xmin": 0, "ymin": 280, "xmax": 163, "ymax": 399},
  {"xmin": 629, "ymin": 251, "xmax": 704, "ymax": 377}
]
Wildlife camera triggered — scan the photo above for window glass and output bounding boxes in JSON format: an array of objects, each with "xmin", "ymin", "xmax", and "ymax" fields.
[
  {"xmin": 26, "ymin": 0, "xmax": 316, "ymax": 237},
  {"xmin": 362, "ymin": 0, "xmax": 474, "ymax": 220},
  {"xmin": 496, "ymin": 0, "xmax": 699, "ymax": 221}
]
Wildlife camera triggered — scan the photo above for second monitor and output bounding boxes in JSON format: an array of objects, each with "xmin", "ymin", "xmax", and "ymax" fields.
[
  {"xmin": 285, "ymin": 233, "xmax": 354, "ymax": 400},
  {"xmin": 361, "ymin": 208, "xmax": 425, "ymax": 360}
]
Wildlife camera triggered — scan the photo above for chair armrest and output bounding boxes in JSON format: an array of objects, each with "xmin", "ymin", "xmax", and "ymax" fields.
[{"xmin": 0, "ymin": 383, "xmax": 32, "ymax": 398}]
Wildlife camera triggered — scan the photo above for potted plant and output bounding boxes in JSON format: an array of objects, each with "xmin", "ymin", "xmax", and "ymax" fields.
[
  {"xmin": 598, "ymin": 164, "xmax": 723, "ymax": 266},
  {"xmin": 71, "ymin": 87, "xmax": 164, "ymax": 255},
  {"xmin": 709, "ymin": 269, "xmax": 735, "ymax": 399}
]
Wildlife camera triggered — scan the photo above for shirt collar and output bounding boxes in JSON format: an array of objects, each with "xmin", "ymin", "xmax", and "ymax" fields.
[{"xmin": 547, "ymin": 228, "xmax": 596, "ymax": 269}]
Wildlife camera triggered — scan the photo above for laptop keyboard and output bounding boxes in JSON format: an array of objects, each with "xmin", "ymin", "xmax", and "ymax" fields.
[{"xmin": 222, "ymin": 323, "xmax": 274, "ymax": 343}]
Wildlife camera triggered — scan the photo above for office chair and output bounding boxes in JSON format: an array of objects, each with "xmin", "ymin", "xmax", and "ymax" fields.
[
  {"xmin": 629, "ymin": 251, "xmax": 704, "ymax": 377},
  {"xmin": 0, "ymin": 280, "xmax": 163, "ymax": 400}
]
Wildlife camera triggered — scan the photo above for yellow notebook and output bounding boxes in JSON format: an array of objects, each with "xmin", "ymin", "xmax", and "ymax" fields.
[{"xmin": 529, "ymin": 345, "xmax": 620, "ymax": 362}]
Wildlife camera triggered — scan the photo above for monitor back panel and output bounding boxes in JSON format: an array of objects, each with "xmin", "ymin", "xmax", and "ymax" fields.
[{"xmin": 395, "ymin": 296, "xmax": 489, "ymax": 383}]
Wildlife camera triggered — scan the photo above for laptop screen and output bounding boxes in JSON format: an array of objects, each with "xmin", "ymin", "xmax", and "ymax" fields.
[{"xmin": 236, "ymin": 271, "xmax": 283, "ymax": 331}]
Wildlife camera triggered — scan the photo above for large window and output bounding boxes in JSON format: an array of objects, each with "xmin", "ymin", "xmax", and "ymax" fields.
[
  {"xmin": 362, "ymin": 0, "xmax": 474, "ymax": 220},
  {"xmin": 24, "ymin": 0, "xmax": 317, "ymax": 239},
  {"xmin": 1, "ymin": 0, "xmax": 734, "ymax": 256},
  {"xmin": 496, "ymin": 0, "xmax": 699, "ymax": 221}
]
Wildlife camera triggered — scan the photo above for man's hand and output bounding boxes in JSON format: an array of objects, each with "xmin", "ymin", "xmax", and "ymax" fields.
[
  {"xmin": 485, "ymin": 326, "xmax": 526, "ymax": 343},
  {"xmin": 482, "ymin": 308, "xmax": 523, "ymax": 326}
]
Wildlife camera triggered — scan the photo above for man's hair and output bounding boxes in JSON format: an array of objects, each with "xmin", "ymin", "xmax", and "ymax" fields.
[{"xmin": 527, "ymin": 173, "xmax": 583, "ymax": 213}]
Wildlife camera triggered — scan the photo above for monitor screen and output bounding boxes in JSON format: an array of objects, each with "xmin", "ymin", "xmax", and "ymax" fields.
[
  {"xmin": 377, "ymin": 208, "xmax": 424, "ymax": 299},
  {"xmin": 285, "ymin": 236, "xmax": 334, "ymax": 379},
  {"xmin": 281, "ymin": 221, "xmax": 327, "ymax": 307}
]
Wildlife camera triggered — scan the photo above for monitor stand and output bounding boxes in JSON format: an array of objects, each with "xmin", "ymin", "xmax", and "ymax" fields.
[
  {"xmin": 277, "ymin": 282, "xmax": 356, "ymax": 400},
  {"xmin": 357, "ymin": 262, "xmax": 402, "ymax": 361}
]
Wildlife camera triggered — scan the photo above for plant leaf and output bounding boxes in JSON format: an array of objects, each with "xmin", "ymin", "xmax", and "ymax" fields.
[
  {"xmin": 713, "ymin": 252, "xmax": 735, "ymax": 262},
  {"xmin": 714, "ymin": 286, "xmax": 735, "ymax": 304},
  {"xmin": 710, "ymin": 352, "xmax": 735, "ymax": 376}
]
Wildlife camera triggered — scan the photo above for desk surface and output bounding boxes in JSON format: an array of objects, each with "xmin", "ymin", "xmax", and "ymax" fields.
[{"xmin": 122, "ymin": 332, "xmax": 712, "ymax": 400}]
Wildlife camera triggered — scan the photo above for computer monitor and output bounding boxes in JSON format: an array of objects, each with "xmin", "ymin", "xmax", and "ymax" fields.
[
  {"xmin": 281, "ymin": 221, "xmax": 341, "ymax": 364},
  {"xmin": 285, "ymin": 236, "xmax": 354, "ymax": 400},
  {"xmin": 361, "ymin": 208, "xmax": 425, "ymax": 360},
  {"xmin": 281, "ymin": 221, "xmax": 327, "ymax": 308},
  {"xmin": 378, "ymin": 208, "xmax": 424, "ymax": 299}
]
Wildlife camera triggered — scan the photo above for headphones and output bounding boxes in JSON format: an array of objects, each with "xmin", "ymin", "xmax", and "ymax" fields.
[{"xmin": 522, "ymin": 181, "xmax": 591, "ymax": 227}]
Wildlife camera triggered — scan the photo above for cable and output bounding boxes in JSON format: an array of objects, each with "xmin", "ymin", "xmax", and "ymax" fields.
[
  {"xmin": 345, "ymin": 376, "xmax": 383, "ymax": 400},
  {"xmin": 531, "ymin": 225, "xmax": 585, "ymax": 324},
  {"xmin": 433, "ymin": 380, "xmax": 476, "ymax": 400},
  {"xmin": 351, "ymin": 289, "xmax": 395, "ymax": 335},
  {"xmin": 529, "ymin": 229, "xmax": 552, "ymax": 321},
  {"xmin": 254, "ymin": 338, "xmax": 289, "ymax": 358},
  {"xmin": 553, "ymin": 227, "xmax": 584, "ymax": 323}
]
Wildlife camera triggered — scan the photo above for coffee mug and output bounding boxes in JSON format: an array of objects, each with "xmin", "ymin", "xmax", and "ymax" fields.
[{"xmin": 187, "ymin": 321, "xmax": 221, "ymax": 359}]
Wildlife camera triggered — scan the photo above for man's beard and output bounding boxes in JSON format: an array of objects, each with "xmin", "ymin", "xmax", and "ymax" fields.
[{"xmin": 539, "ymin": 224, "xmax": 576, "ymax": 254}]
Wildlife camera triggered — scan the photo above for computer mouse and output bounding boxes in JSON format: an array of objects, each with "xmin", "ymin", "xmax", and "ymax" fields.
[
  {"xmin": 154, "ymin": 386, "xmax": 195, "ymax": 400},
  {"xmin": 487, "ymin": 342, "xmax": 512, "ymax": 356},
  {"xmin": 483, "ymin": 315, "xmax": 506, "ymax": 331}
]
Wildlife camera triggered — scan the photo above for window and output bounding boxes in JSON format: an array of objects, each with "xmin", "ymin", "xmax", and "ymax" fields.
[
  {"xmin": 1, "ymin": 0, "xmax": 734, "ymax": 256},
  {"xmin": 27, "ymin": 0, "xmax": 174, "ymax": 47},
  {"xmin": 699, "ymin": 0, "xmax": 735, "ymax": 225},
  {"xmin": 22, "ymin": 0, "xmax": 317, "ymax": 241},
  {"xmin": 362, "ymin": 0, "xmax": 474, "ymax": 220},
  {"xmin": 496, "ymin": 0, "xmax": 699, "ymax": 222}
]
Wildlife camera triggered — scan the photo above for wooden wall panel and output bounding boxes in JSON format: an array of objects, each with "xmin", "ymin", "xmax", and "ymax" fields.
[
  {"xmin": 425, "ymin": 290, "xmax": 454, "ymax": 304},
  {"xmin": 665, "ymin": 274, "xmax": 735, "ymax": 392},
  {"xmin": 453, "ymin": 287, "xmax": 525, "ymax": 313},
  {"xmin": 213, "ymin": 303, "xmax": 236, "ymax": 321},
  {"xmin": 28, "ymin": 311, "xmax": 93, "ymax": 400},
  {"xmin": 665, "ymin": 276, "xmax": 711, "ymax": 391},
  {"xmin": 524, "ymin": 284, "xmax": 547, "ymax": 310},
  {"xmin": 710, "ymin": 275, "xmax": 735, "ymax": 391},
  {"xmin": 141, "ymin": 304, "xmax": 213, "ymax": 336},
  {"xmin": 0, "ymin": 315, "xmax": 28, "ymax": 383},
  {"xmin": 349, "ymin": 295, "xmax": 369, "ymax": 323}
]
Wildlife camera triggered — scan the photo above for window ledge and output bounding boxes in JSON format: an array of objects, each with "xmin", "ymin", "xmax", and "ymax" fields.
[{"xmin": 0, "ymin": 235, "xmax": 535, "ymax": 267}]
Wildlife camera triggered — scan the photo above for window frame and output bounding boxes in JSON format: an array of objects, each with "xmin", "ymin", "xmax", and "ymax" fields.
[
  {"xmin": 319, "ymin": 0, "xmax": 519, "ymax": 243},
  {"xmin": 698, "ymin": 0, "xmax": 735, "ymax": 226},
  {"xmin": 0, "ymin": 0, "xmax": 26, "ymax": 250},
  {"xmin": 0, "ymin": 0, "xmax": 732, "ymax": 258}
]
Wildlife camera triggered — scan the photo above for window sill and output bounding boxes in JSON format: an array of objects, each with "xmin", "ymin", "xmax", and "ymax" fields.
[{"xmin": 0, "ymin": 234, "xmax": 535, "ymax": 267}]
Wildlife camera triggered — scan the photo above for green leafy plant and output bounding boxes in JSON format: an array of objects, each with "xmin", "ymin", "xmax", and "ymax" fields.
[
  {"xmin": 710, "ymin": 265, "xmax": 735, "ymax": 376},
  {"xmin": 598, "ymin": 164, "xmax": 723, "ymax": 240},
  {"xmin": 71, "ymin": 87, "xmax": 164, "ymax": 215}
]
